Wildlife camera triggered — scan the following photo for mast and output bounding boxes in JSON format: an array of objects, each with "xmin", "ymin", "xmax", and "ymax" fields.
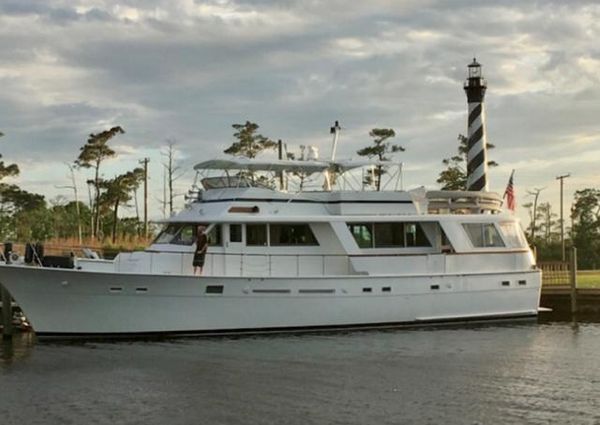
[{"xmin": 324, "ymin": 120, "xmax": 341, "ymax": 191}]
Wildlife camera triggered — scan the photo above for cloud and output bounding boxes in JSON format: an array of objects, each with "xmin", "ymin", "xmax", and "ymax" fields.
[{"xmin": 0, "ymin": 0, "xmax": 599, "ymax": 222}]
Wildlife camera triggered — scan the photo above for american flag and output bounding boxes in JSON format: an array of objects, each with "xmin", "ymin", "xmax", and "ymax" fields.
[{"xmin": 503, "ymin": 170, "xmax": 516, "ymax": 212}]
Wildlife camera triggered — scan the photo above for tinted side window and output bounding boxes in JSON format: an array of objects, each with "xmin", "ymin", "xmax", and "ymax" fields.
[
  {"xmin": 374, "ymin": 223, "xmax": 404, "ymax": 247},
  {"xmin": 405, "ymin": 223, "xmax": 431, "ymax": 247},
  {"xmin": 348, "ymin": 223, "xmax": 373, "ymax": 248},
  {"xmin": 208, "ymin": 225, "xmax": 222, "ymax": 246},
  {"xmin": 270, "ymin": 224, "xmax": 318, "ymax": 246},
  {"xmin": 230, "ymin": 224, "xmax": 242, "ymax": 243},
  {"xmin": 247, "ymin": 224, "xmax": 267, "ymax": 246}
]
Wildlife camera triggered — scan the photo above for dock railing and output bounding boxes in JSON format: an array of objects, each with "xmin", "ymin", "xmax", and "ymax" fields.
[
  {"xmin": 538, "ymin": 260, "xmax": 571, "ymax": 286},
  {"xmin": 538, "ymin": 247, "xmax": 578, "ymax": 313}
]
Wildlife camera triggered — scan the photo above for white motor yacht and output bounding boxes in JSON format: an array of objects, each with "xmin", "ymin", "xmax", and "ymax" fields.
[{"xmin": 0, "ymin": 157, "xmax": 541, "ymax": 337}]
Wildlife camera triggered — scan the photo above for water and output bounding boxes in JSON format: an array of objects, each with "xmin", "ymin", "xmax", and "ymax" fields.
[{"xmin": 1, "ymin": 320, "xmax": 599, "ymax": 425}]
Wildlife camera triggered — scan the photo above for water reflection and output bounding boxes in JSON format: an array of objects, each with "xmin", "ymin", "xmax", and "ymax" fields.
[{"xmin": 0, "ymin": 332, "xmax": 36, "ymax": 365}]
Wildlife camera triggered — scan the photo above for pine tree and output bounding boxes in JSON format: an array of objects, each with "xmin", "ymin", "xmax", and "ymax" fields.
[
  {"xmin": 224, "ymin": 121, "xmax": 277, "ymax": 159},
  {"xmin": 356, "ymin": 128, "xmax": 403, "ymax": 191},
  {"xmin": 99, "ymin": 167, "xmax": 144, "ymax": 243},
  {"xmin": 75, "ymin": 126, "xmax": 124, "ymax": 238},
  {"xmin": 437, "ymin": 134, "xmax": 497, "ymax": 190}
]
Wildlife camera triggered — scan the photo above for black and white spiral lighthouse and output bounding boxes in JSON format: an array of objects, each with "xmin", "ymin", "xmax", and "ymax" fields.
[{"xmin": 464, "ymin": 58, "xmax": 489, "ymax": 192}]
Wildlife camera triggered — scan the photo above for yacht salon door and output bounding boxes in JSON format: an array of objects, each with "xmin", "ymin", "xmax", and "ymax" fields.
[{"xmin": 225, "ymin": 224, "xmax": 244, "ymax": 276}]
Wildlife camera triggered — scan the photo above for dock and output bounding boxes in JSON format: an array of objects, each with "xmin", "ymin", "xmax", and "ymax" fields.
[{"xmin": 541, "ymin": 286, "xmax": 600, "ymax": 315}]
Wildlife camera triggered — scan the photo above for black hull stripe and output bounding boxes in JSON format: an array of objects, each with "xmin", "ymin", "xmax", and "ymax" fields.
[
  {"xmin": 34, "ymin": 313, "xmax": 537, "ymax": 340},
  {"xmin": 199, "ymin": 198, "xmax": 413, "ymax": 205},
  {"xmin": 468, "ymin": 104, "xmax": 482, "ymax": 126}
]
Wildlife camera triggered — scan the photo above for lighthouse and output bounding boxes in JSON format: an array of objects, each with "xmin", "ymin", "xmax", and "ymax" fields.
[{"xmin": 464, "ymin": 58, "xmax": 489, "ymax": 191}]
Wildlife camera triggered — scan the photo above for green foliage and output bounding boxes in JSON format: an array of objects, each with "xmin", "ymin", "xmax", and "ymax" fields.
[
  {"xmin": 98, "ymin": 167, "xmax": 144, "ymax": 242},
  {"xmin": 75, "ymin": 126, "xmax": 124, "ymax": 238},
  {"xmin": 0, "ymin": 210, "xmax": 14, "ymax": 241},
  {"xmin": 75, "ymin": 126, "xmax": 123, "ymax": 169},
  {"xmin": 14, "ymin": 206, "xmax": 54, "ymax": 241},
  {"xmin": 437, "ymin": 134, "xmax": 497, "ymax": 190},
  {"xmin": 50, "ymin": 201, "xmax": 92, "ymax": 239},
  {"xmin": 570, "ymin": 188, "xmax": 600, "ymax": 269},
  {"xmin": 0, "ymin": 184, "xmax": 45, "ymax": 213},
  {"xmin": 0, "ymin": 132, "xmax": 20, "ymax": 182},
  {"xmin": 224, "ymin": 121, "xmax": 276, "ymax": 159},
  {"xmin": 0, "ymin": 158, "xmax": 19, "ymax": 181},
  {"xmin": 356, "ymin": 128, "xmax": 403, "ymax": 191}
]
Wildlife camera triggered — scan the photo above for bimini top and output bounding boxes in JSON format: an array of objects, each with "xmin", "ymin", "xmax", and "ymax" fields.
[{"xmin": 194, "ymin": 157, "xmax": 402, "ymax": 175}]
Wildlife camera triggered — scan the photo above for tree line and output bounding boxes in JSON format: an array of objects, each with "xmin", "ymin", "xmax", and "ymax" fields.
[
  {"xmin": 2, "ymin": 124, "xmax": 598, "ymax": 268},
  {"xmin": 0, "ymin": 128, "xmax": 147, "ymax": 244}
]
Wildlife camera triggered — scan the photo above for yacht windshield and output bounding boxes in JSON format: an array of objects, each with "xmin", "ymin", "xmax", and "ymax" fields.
[
  {"xmin": 154, "ymin": 224, "xmax": 180, "ymax": 244},
  {"xmin": 499, "ymin": 222, "xmax": 528, "ymax": 248},
  {"xmin": 153, "ymin": 223, "xmax": 221, "ymax": 246}
]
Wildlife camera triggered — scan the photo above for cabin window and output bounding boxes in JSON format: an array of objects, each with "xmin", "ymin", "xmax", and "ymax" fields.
[
  {"xmin": 348, "ymin": 222, "xmax": 431, "ymax": 248},
  {"xmin": 247, "ymin": 224, "xmax": 268, "ymax": 246},
  {"xmin": 172, "ymin": 225, "xmax": 196, "ymax": 245},
  {"xmin": 373, "ymin": 223, "xmax": 404, "ymax": 247},
  {"xmin": 348, "ymin": 223, "xmax": 373, "ymax": 248},
  {"xmin": 230, "ymin": 224, "xmax": 242, "ymax": 243},
  {"xmin": 405, "ymin": 223, "xmax": 431, "ymax": 247},
  {"xmin": 463, "ymin": 223, "xmax": 505, "ymax": 248},
  {"xmin": 499, "ymin": 222, "xmax": 527, "ymax": 248},
  {"xmin": 207, "ymin": 225, "xmax": 222, "ymax": 246},
  {"xmin": 154, "ymin": 224, "xmax": 180, "ymax": 244},
  {"xmin": 270, "ymin": 224, "xmax": 319, "ymax": 246}
]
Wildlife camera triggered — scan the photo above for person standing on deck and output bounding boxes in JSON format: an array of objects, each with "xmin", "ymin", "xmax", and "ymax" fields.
[{"xmin": 193, "ymin": 225, "xmax": 208, "ymax": 275}]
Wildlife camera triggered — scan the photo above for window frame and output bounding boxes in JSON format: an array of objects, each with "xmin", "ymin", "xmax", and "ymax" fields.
[
  {"xmin": 347, "ymin": 221, "xmax": 432, "ymax": 249},
  {"xmin": 462, "ymin": 223, "xmax": 506, "ymax": 248},
  {"xmin": 269, "ymin": 223, "xmax": 319, "ymax": 246}
]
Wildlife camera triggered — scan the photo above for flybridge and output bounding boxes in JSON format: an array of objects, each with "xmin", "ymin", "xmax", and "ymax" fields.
[
  {"xmin": 193, "ymin": 157, "xmax": 403, "ymax": 174},
  {"xmin": 192, "ymin": 157, "xmax": 404, "ymax": 194}
]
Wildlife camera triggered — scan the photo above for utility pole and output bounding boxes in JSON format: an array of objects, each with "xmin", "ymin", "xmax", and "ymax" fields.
[
  {"xmin": 277, "ymin": 139, "xmax": 284, "ymax": 190},
  {"xmin": 556, "ymin": 173, "xmax": 570, "ymax": 261},
  {"xmin": 139, "ymin": 158, "xmax": 150, "ymax": 239}
]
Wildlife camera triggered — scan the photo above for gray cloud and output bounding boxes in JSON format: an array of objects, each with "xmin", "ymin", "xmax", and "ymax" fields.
[{"xmin": 1, "ymin": 0, "xmax": 599, "ymax": 219}]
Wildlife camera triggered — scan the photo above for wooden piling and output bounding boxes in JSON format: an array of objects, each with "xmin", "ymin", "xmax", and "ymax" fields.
[
  {"xmin": 569, "ymin": 247, "xmax": 578, "ymax": 314},
  {"xmin": 1, "ymin": 284, "xmax": 13, "ymax": 338}
]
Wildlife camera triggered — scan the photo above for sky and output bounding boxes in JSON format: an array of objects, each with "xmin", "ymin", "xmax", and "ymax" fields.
[{"xmin": 1, "ymin": 0, "xmax": 599, "ymax": 224}]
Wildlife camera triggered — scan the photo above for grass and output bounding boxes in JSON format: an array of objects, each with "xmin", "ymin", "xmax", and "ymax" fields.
[{"xmin": 577, "ymin": 271, "xmax": 600, "ymax": 289}]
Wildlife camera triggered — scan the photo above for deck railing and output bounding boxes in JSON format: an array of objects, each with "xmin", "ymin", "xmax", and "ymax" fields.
[{"xmin": 116, "ymin": 251, "xmax": 356, "ymax": 277}]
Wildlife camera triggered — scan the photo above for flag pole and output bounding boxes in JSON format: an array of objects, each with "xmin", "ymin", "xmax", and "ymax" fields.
[{"xmin": 503, "ymin": 169, "xmax": 515, "ymax": 199}]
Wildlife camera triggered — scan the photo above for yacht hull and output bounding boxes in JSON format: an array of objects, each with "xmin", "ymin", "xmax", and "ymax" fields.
[{"xmin": 0, "ymin": 264, "xmax": 541, "ymax": 336}]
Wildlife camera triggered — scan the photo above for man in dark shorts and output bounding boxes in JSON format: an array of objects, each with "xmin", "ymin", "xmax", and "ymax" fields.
[{"xmin": 193, "ymin": 225, "xmax": 208, "ymax": 275}]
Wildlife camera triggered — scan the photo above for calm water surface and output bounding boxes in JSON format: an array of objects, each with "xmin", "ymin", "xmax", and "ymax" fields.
[{"xmin": 1, "ymin": 320, "xmax": 599, "ymax": 425}]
